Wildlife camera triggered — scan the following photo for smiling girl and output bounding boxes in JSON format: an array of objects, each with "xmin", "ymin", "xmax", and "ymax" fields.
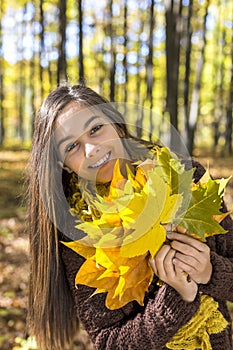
[{"xmin": 27, "ymin": 84, "xmax": 233, "ymax": 350}]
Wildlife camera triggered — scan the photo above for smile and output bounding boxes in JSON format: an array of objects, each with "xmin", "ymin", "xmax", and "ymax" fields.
[{"xmin": 89, "ymin": 152, "xmax": 111, "ymax": 169}]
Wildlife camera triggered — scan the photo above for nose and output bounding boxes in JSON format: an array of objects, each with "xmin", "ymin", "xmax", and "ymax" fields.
[{"xmin": 84, "ymin": 143, "xmax": 100, "ymax": 158}]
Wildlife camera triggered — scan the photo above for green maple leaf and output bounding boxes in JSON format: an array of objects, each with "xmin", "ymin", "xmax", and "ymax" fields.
[
  {"xmin": 155, "ymin": 147, "xmax": 229, "ymax": 241},
  {"xmin": 175, "ymin": 177, "xmax": 228, "ymax": 241},
  {"xmin": 155, "ymin": 146, "xmax": 194, "ymax": 196},
  {"xmin": 154, "ymin": 147, "xmax": 194, "ymax": 219}
]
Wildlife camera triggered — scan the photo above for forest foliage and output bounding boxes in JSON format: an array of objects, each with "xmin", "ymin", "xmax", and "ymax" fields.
[{"xmin": 0, "ymin": 0, "xmax": 232, "ymax": 155}]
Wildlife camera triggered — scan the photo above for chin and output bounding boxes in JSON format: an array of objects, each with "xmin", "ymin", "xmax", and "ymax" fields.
[
  {"xmin": 95, "ymin": 163, "xmax": 115, "ymax": 183},
  {"xmin": 96, "ymin": 176, "xmax": 112, "ymax": 184},
  {"xmin": 96, "ymin": 171, "xmax": 113, "ymax": 184}
]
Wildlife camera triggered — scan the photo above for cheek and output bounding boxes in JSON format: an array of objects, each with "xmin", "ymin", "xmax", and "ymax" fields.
[
  {"xmin": 109, "ymin": 130, "xmax": 123, "ymax": 148},
  {"xmin": 65, "ymin": 153, "xmax": 82, "ymax": 173},
  {"xmin": 115, "ymin": 139, "xmax": 125, "ymax": 157}
]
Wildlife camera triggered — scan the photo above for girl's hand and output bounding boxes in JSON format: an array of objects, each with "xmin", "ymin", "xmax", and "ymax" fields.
[
  {"xmin": 167, "ymin": 228, "xmax": 212, "ymax": 285},
  {"xmin": 150, "ymin": 244, "xmax": 198, "ymax": 302}
]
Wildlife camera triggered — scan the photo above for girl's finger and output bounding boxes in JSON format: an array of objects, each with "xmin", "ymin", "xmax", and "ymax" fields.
[
  {"xmin": 154, "ymin": 245, "xmax": 171, "ymax": 278},
  {"xmin": 173, "ymin": 252, "xmax": 199, "ymax": 271},
  {"xmin": 163, "ymin": 248, "xmax": 176, "ymax": 277},
  {"xmin": 167, "ymin": 231, "xmax": 208, "ymax": 252},
  {"xmin": 149, "ymin": 257, "xmax": 157, "ymax": 275},
  {"xmin": 170, "ymin": 240, "xmax": 200, "ymax": 259}
]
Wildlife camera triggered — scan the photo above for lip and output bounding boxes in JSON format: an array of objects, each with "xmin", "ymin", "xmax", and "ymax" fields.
[{"xmin": 88, "ymin": 151, "xmax": 111, "ymax": 169}]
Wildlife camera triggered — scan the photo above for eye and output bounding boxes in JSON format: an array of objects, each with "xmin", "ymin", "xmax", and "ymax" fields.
[
  {"xmin": 90, "ymin": 124, "xmax": 103, "ymax": 135},
  {"xmin": 66, "ymin": 142, "xmax": 79, "ymax": 153}
]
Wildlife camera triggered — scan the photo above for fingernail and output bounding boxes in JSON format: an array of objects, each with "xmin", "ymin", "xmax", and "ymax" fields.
[{"xmin": 166, "ymin": 232, "xmax": 172, "ymax": 238}]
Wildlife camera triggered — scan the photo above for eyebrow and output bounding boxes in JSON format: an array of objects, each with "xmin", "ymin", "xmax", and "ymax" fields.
[
  {"xmin": 83, "ymin": 115, "xmax": 102, "ymax": 130},
  {"xmin": 57, "ymin": 135, "xmax": 73, "ymax": 150},
  {"xmin": 57, "ymin": 115, "xmax": 103, "ymax": 150}
]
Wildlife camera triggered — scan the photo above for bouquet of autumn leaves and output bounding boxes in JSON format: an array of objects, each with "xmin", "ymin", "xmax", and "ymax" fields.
[{"xmin": 63, "ymin": 146, "xmax": 230, "ymax": 310}]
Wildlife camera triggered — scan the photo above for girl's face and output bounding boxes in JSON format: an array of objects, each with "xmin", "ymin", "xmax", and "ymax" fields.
[{"xmin": 55, "ymin": 102, "xmax": 127, "ymax": 183}]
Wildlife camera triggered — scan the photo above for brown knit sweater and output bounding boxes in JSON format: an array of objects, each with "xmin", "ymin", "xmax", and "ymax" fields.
[{"xmin": 60, "ymin": 161, "xmax": 233, "ymax": 349}]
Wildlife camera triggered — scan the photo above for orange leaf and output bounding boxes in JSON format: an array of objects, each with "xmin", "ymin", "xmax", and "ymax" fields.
[
  {"xmin": 213, "ymin": 212, "xmax": 231, "ymax": 224},
  {"xmin": 75, "ymin": 248, "xmax": 153, "ymax": 310},
  {"xmin": 109, "ymin": 159, "xmax": 127, "ymax": 197}
]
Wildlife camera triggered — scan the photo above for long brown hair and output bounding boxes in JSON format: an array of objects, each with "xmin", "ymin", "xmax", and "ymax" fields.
[{"xmin": 27, "ymin": 84, "xmax": 153, "ymax": 349}]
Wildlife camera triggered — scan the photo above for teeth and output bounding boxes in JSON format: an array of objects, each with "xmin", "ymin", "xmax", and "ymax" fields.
[{"xmin": 89, "ymin": 152, "xmax": 110, "ymax": 168}]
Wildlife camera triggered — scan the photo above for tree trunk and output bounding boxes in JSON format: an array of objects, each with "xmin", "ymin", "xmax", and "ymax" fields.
[
  {"xmin": 78, "ymin": 0, "xmax": 84, "ymax": 83},
  {"xmin": 164, "ymin": 0, "xmax": 183, "ymax": 151},
  {"xmin": 123, "ymin": 0, "xmax": 128, "ymax": 104},
  {"xmin": 0, "ymin": 0, "xmax": 5, "ymax": 145},
  {"xmin": 39, "ymin": 0, "xmax": 45, "ymax": 99},
  {"xmin": 17, "ymin": 6, "xmax": 27, "ymax": 142},
  {"xmin": 136, "ymin": 7, "xmax": 145, "ymax": 139},
  {"xmin": 226, "ymin": 6, "xmax": 233, "ymax": 155},
  {"xmin": 147, "ymin": 0, "xmax": 155, "ymax": 140},
  {"xmin": 109, "ymin": 0, "xmax": 115, "ymax": 101},
  {"xmin": 147, "ymin": 0, "xmax": 155, "ymax": 104},
  {"xmin": 219, "ymin": 11, "xmax": 226, "ymax": 152},
  {"xmin": 57, "ymin": 0, "xmax": 67, "ymax": 85},
  {"xmin": 183, "ymin": 0, "xmax": 193, "ymax": 148},
  {"xmin": 212, "ymin": 0, "xmax": 223, "ymax": 152},
  {"xmin": 187, "ymin": 0, "xmax": 210, "ymax": 154},
  {"xmin": 29, "ymin": 3, "xmax": 37, "ymax": 139}
]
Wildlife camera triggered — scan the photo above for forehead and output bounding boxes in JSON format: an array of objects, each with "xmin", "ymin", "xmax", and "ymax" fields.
[
  {"xmin": 54, "ymin": 102, "xmax": 112, "ymax": 146},
  {"xmin": 57, "ymin": 102, "xmax": 95, "ymax": 125},
  {"xmin": 56, "ymin": 102, "xmax": 109, "ymax": 130}
]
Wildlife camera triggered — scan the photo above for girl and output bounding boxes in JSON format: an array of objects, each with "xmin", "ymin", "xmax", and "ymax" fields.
[{"xmin": 27, "ymin": 84, "xmax": 233, "ymax": 350}]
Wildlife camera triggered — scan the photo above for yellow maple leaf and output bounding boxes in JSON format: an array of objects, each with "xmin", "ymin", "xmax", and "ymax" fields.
[
  {"xmin": 62, "ymin": 239, "xmax": 96, "ymax": 259},
  {"xmin": 74, "ymin": 247, "xmax": 153, "ymax": 309},
  {"xmin": 120, "ymin": 222, "xmax": 166, "ymax": 258},
  {"xmin": 120, "ymin": 167, "xmax": 183, "ymax": 258}
]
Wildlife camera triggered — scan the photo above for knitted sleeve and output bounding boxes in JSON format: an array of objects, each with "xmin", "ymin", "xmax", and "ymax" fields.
[
  {"xmin": 60, "ymin": 242, "xmax": 200, "ymax": 350},
  {"xmin": 199, "ymin": 214, "xmax": 233, "ymax": 301},
  {"xmin": 190, "ymin": 159, "xmax": 233, "ymax": 302}
]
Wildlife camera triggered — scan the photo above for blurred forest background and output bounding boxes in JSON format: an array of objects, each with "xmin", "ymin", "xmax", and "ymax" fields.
[{"xmin": 0, "ymin": 0, "xmax": 232, "ymax": 349}]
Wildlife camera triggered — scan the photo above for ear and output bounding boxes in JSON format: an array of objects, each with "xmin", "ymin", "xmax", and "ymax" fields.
[{"xmin": 58, "ymin": 160, "xmax": 73, "ymax": 173}]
